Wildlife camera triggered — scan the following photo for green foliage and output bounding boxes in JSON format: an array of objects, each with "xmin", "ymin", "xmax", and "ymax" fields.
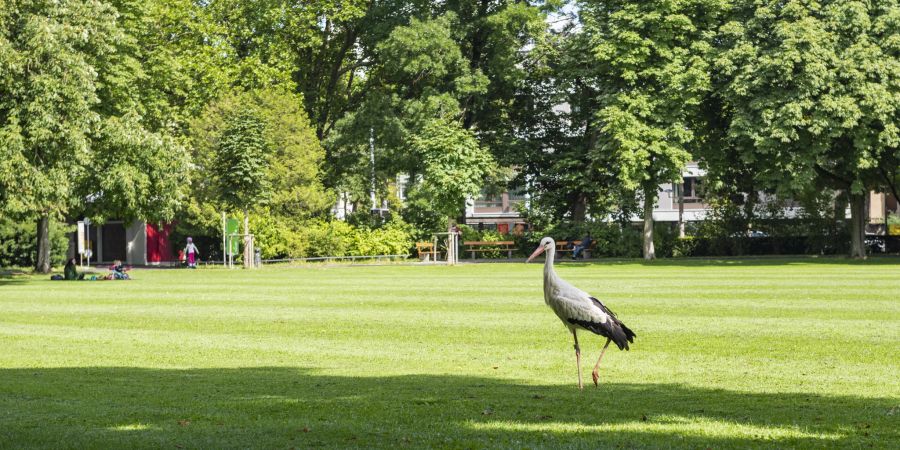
[
  {"xmin": 400, "ymin": 189, "xmax": 448, "ymax": 238},
  {"xmin": 249, "ymin": 214, "xmax": 309, "ymax": 260},
  {"xmin": 79, "ymin": 114, "xmax": 190, "ymax": 223},
  {"xmin": 189, "ymin": 88, "xmax": 331, "ymax": 230},
  {"xmin": 712, "ymin": 0, "xmax": 900, "ymax": 256},
  {"xmin": 888, "ymin": 214, "xmax": 900, "ymax": 227},
  {"xmin": 249, "ymin": 216, "xmax": 414, "ymax": 259},
  {"xmin": 410, "ymin": 119, "xmax": 496, "ymax": 218},
  {"xmin": 0, "ymin": 217, "xmax": 70, "ymax": 267},
  {"xmin": 672, "ymin": 236, "xmax": 699, "ymax": 258},
  {"xmin": 302, "ymin": 220, "xmax": 357, "ymax": 258},
  {"xmin": 715, "ymin": 0, "xmax": 900, "ymax": 195},
  {"xmin": 455, "ymin": 225, "xmax": 510, "ymax": 258},
  {"xmin": 539, "ymin": 222, "xmax": 643, "ymax": 258},
  {"xmin": 0, "ymin": 0, "xmax": 189, "ymax": 270},
  {"xmin": 0, "ymin": 0, "xmax": 120, "ymax": 219},
  {"xmin": 326, "ymin": 4, "xmax": 544, "ymax": 218},
  {"xmin": 584, "ymin": 0, "xmax": 726, "ymax": 191},
  {"xmin": 689, "ymin": 192, "xmax": 852, "ymax": 256},
  {"xmin": 213, "ymin": 109, "xmax": 272, "ymax": 212}
]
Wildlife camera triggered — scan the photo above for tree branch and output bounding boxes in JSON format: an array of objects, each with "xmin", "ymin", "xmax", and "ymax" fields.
[
  {"xmin": 878, "ymin": 164, "xmax": 900, "ymax": 205},
  {"xmin": 814, "ymin": 164, "xmax": 852, "ymax": 188}
]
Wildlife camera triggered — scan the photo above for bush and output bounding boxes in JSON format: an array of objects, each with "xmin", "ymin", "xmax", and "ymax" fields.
[
  {"xmin": 672, "ymin": 236, "xmax": 698, "ymax": 257},
  {"xmin": 537, "ymin": 222, "xmax": 642, "ymax": 258},
  {"xmin": 248, "ymin": 216, "xmax": 415, "ymax": 259},
  {"xmin": 687, "ymin": 192, "xmax": 852, "ymax": 256},
  {"xmin": 303, "ymin": 220, "xmax": 356, "ymax": 257},
  {"xmin": 0, "ymin": 217, "xmax": 71, "ymax": 268},
  {"xmin": 888, "ymin": 214, "xmax": 900, "ymax": 226},
  {"xmin": 250, "ymin": 214, "xmax": 309, "ymax": 259}
]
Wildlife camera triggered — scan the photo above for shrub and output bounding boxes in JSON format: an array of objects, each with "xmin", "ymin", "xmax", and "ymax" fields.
[
  {"xmin": 250, "ymin": 214, "xmax": 309, "ymax": 259},
  {"xmin": 538, "ymin": 222, "xmax": 642, "ymax": 258},
  {"xmin": 886, "ymin": 213, "xmax": 900, "ymax": 226},
  {"xmin": 0, "ymin": 218, "xmax": 71, "ymax": 268},
  {"xmin": 301, "ymin": 220, "xmax": 356, "ymax": 257},
  {"xmin": 300, "ymin": 218, "xmax": 414, "ymax": 258},
  {"xmin": 672, "ymin": 236, "xmax": 698, "ymax": 257}
]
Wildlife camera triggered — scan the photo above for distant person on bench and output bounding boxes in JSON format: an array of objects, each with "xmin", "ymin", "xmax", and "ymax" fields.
[{"xmin": 572, "ymin": 234, "xmax": 593, "ymax": 259}]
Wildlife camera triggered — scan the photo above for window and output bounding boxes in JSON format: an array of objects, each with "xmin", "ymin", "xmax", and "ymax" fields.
[
  {"xmin": 681, "ymin": 178, "xmax": 703, "ymax": 202},
  {"xmin": 475, "ymin": 189, "xmax": 503, "ymax": 208}
]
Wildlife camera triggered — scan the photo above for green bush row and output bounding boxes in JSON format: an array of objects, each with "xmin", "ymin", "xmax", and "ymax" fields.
[
  {"xmin": 0, "ymin": 218, "xmax": 71, "ymax": 268},
  {"xmin": 250, "ymin": 215, "xmax": 415, "ymax": 260}
]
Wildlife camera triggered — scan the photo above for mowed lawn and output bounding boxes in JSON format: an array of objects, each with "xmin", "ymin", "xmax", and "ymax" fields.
[{"xmin": 1, "ymin": 258, "xmax": 898, "ymax": 449}]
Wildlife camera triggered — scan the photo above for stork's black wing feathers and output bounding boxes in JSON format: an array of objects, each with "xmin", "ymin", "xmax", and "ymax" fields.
[{"xmin": 567, "ymin": 297, "xmax": 636, "ymax": 351}]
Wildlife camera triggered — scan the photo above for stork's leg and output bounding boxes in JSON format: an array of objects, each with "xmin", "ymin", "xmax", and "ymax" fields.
[
  {"xmin": 572, "ymin": 329, "xmax": 583, "ymax": 390},
  {"xmin": 591, "ymin": 338, "xmax": 612, "ymax": 387}
]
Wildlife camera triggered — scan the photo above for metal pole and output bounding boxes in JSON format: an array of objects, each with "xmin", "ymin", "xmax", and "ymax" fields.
[
  {"xmin": 222, "ymin": 212, "xmax": 227, "ymax": 268},
  {"xmin": 85, "ymin": 219, "xmax": 91, "ymax": 267},
  {"xmin": 370, "ymin": 127, "xmax": 377, "ymax": 213}
]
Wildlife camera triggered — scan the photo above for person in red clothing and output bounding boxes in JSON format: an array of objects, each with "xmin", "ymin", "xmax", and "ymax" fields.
[{"xmin": 184, "ymin": 237, "xmax": 200, "ymax": 268}]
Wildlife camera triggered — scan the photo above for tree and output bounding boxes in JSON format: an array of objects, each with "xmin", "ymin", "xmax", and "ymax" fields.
[
  {"xmin": 580, "ymin": 0, "xmax": 727, "ymax": 259},
  {"xmin": 326, "ymin": 12, "xmax": 500, "ymax": 225},
  {"xmin": 105, "ymin": 0, "xmax": 237, "ymax": 133},
  {"xmin": 0, "ymin": 0, "xmax": 188, "ymax": 272},
  {"xmin": 514, "ymin": 11, "xmax": 642, "ymax": 226},
  {"xmin": 187, "ymin": 88, "xmax": 331, "ymax": 242},
  {"xmin": 410, "ymin": 119, "xmax": 496, "ymax": 219},
  {"xmin": 715, "ymin": 0, "xmax": 900, "ymax": 258},
  {"xmin": 213, "ymin": 108, "xmax": 273, "ymax": 262}
]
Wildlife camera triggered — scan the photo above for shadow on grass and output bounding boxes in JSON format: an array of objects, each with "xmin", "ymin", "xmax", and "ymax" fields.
[
  {"xmin": 1, "ymin": 367, "xmax": 895, "ymax": 448},
  {"xmin": 0, "ymin": 270, "xmax": 30, "ymax": 285}
]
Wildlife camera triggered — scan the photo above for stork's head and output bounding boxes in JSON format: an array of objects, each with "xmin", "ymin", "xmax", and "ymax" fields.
[{"xmin": 526, "ymin": 237, "xmax": 556, "ymax": 263}]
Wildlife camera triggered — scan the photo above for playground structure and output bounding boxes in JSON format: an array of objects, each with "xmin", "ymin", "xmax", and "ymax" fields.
[
  {"xmin": 417, "ymin": 230, "xmax": 459, "ymax": 265},
  {"xmin": 222, "ymin": 214, "xmax": 258, "ymax": 269}
]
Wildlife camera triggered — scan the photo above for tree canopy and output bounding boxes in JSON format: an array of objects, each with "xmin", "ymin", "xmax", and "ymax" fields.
[
  {"xmin": 0, "ymin": 0, "xmax": 189, "ymax": 271},
  {"xmin": 2, "ymin": 0, "xmax": 897, "ymax": 267},
  {"xmin": 714, "ymin": 0, "xmax": 900, "ymax": 257}
]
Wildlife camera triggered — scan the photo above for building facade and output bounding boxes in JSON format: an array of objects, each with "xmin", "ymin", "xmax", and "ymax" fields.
[{"xmin": 68, "ymin": 220, "xmax": 176, "ymax": 265}]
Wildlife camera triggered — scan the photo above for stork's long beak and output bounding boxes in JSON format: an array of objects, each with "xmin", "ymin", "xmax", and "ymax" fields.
[{"xmin": 526, "ymin": 245, "xmax": 545, "ymax": 263}]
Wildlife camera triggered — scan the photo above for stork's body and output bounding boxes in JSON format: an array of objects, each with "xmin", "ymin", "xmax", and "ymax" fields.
[{"xmin": 528, "ymin": 237, "xmax": 636, "ymax": 389}]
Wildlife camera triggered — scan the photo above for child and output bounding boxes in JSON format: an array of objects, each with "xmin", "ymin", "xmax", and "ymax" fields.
[
  {"xmin": 184, "ymin": 237, "xmax": 200, "ymax": 269},
  {"xmin": 110, "ymin": 260, "xmax": 130, "ymax": 280}
]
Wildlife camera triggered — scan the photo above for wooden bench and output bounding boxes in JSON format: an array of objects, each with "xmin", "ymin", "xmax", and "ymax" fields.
[
  {"xmin": 463, "ymin": 241, "xmax": 515, "ymax": 259},
  {"xmin": 416, "ymin": 242, "xmax": 439, "ymax": 261},
  {"xmin": 556, "ymin": 240, "xmax": 597, "ymax": 258}
]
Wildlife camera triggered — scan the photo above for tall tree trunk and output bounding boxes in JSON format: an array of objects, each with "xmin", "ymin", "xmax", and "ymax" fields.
[
  {"xmin": 571, "ymin": 193, "xmax": 587, "ymax": 223},
  {"xmin": 642, "ymin": 184, "xmax": 656, "ymax": 260},
  {"xmin": 676, "ymin": 182, "xmax": 685, "ymax": 238},
  {"xmin": 849, "ymin": 193, "xmax": 866, "ymax": 259},
  {"xmin": 35, "ymin": 214, "xmax": 51, "ymax": 273},
  {"xmin": 243, "ymin": 207, "xmax": 252, "ymax": 268},
  {"xmin": 743, "ymin": 190, "xmax": 757, "ymax": 228},
  {"xmin": 834, "ymin": 190, "xmax": 849, "ymax": 221}
]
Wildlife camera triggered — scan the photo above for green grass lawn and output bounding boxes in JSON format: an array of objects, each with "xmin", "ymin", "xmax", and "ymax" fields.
[{"xmin": 1, "ymin": 258, "xmax": 898, "ymax": 449}]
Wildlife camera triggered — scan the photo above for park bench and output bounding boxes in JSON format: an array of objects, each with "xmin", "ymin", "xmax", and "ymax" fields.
[
  {"xmin": 464, "ymin": 241, "xmax": 516, "ymax": 259},
  {"xmin": 556, "ymin": 240, "xmax": 597, "ymax": 259},
  {"xmin": 416, "ymin": 242, "xmax": 439, "ymax": 261}
]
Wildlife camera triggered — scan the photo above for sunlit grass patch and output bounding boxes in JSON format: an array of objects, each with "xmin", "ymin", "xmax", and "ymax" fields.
[{"xmin": 1, "ymin": 257, "xmax": 898, "ymax": 448}]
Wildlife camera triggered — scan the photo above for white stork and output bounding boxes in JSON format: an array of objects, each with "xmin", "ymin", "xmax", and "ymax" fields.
[{"xmin": 527, "ymin": 237, "xmax": 636, "ymax": 389}]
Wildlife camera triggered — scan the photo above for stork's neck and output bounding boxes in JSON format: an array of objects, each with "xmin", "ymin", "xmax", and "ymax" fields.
[{"xmin": 543, "ymin": 245, "xmax": 557, "ymax": 277}]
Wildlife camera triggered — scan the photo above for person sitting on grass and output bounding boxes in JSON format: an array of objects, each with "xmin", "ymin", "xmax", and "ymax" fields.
[
  {"xmin": 109, "ymin": 260, "xmax": 130, "ymax": 280},
  {"xmin": 64, "ymin": 258, "xmax": 85, "ymax": 280}
]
